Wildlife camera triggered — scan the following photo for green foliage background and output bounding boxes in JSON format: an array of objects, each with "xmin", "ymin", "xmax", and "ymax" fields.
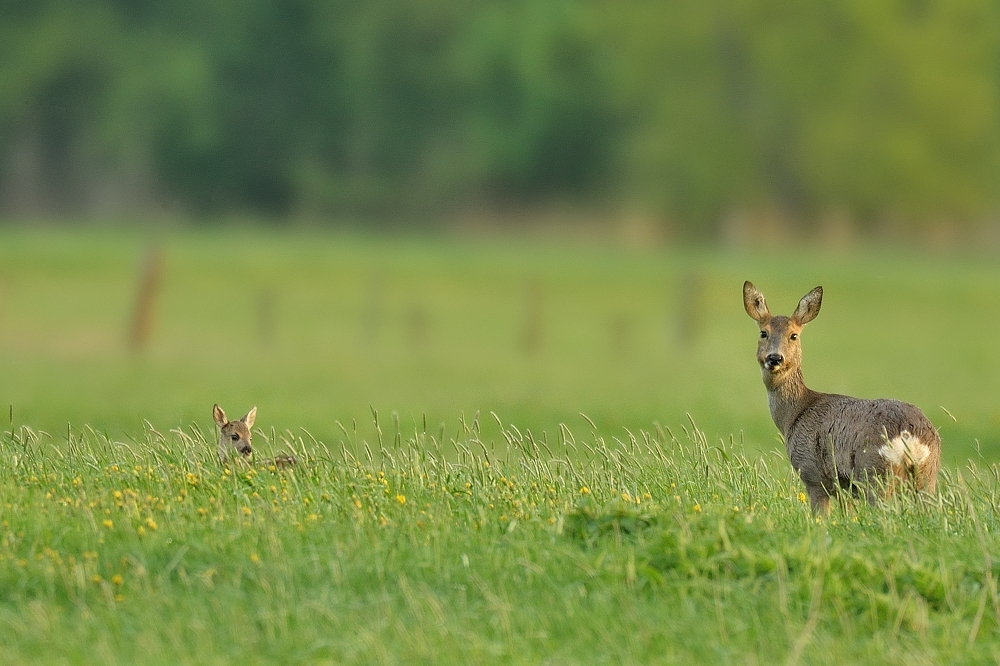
[{"xmin": 3, "ymin": 1, "xmax": 1000, "ymax": 229}]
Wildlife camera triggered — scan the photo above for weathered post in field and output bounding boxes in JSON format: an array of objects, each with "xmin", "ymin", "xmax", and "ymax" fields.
[
  {"xmin": 407, "ymin": 303, "xmax": 429, "ymax": 349},
  {"xmin": 129, "ymin": 245, "xmax": 163, "ymax": 351},
  {"xmin": 362, "ymin": 269, "xmax": 384, "ymax": 349},
  {"xmin": 520, "ymin": 278, "xmax": 544, "ymax": 355},
  {"xmin": 675, "ymin": 270, "xmax": 704, "ymax": 347},
  {"xmin": 609, "ymin": 312, "xmax": 633, "ymax": 356},
  {"xmin": 257, "ymin": 287, "xmax": 276, "ymax": 347}
]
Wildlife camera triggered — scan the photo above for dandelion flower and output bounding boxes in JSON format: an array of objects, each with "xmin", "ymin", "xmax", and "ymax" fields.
[
  {"xmin": 102, "ymin": 520, "xmax": 114, "ymax": 529},
  {"xmin": 693, "ymin": 503, "xmax": 701, "ymax": 513},
  {"xmin": 395, "ymin": 495, "xmax": 406, "ymax": 505},
  {"xmin": 112, "ymin": 575, "xmax": 123, "ymax": 586},
  {"xmin": 145, "ymin": 518, "xmax": 158, "ymax": 531}
]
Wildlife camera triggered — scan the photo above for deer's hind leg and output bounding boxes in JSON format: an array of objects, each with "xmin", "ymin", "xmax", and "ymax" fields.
[{"xmin": 806, "ymin": 483, "xmax": 832, "ymax": 516}]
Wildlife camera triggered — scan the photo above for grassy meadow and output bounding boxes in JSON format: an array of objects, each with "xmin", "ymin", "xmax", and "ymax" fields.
[
  {"xmin": 1, "ymin": 226, "xmax": 999, "ymax": 459},
  {"xmin": 3, "ymin": 225, "xmax": 1000, "ymax": 663}
]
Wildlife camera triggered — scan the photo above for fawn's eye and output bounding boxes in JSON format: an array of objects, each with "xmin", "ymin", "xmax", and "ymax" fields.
[
  {"xmin": 759, "ymin": 330, "xmax": 768, "ymax": 339},
  {"xmin": 790, "ymin": 333, "xmax": 798, "ymax": 341},
  {"xmin": 231, "ymin": 434, "xmax": 240, "ymax": 441}
]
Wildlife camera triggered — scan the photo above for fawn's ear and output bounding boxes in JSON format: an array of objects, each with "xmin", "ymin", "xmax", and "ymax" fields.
[
  {"xmin": 743, "ymin": 281, "xmax": 770, "ymax": 323},
  {"xmin": 241, "ymin": 406, "xmax": 257, "ymax": 429},
  {"xmin": 792, "ymin": 287, "xmax": 823, "ymax": 325},
  {"xmin": 213, "ymin": 404, "xmax": 227, "ymax": 428}
]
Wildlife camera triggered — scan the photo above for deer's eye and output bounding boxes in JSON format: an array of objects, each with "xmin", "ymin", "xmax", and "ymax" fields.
[
  {"xmin": 790, "ymin": 333, "xmax": 798, "ymax": 341},
  {"xmin": 759, "ymin": 330, "xmax": 768, "ymax": 339},
  {"xmin": 231, "ymin": 434, "xmax": 240, "ymax": 441}
]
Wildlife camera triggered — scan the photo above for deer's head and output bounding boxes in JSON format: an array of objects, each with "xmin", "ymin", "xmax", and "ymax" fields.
[
  {"xmin": 213, "ymin": 404, "xmax": 256, "ymax": 462},
  {"xmin": 743, "ymin": 282, "xmax": 822, "ymax": 388}
]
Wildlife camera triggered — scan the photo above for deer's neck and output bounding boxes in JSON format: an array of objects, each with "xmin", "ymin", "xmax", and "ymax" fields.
[{"xmin": 765, "ymin": 368, "xmax": 815, "ymax": 436}]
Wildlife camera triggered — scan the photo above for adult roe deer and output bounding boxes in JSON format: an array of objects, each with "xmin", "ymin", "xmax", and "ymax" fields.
[
  {"xmin": 213, "ymin": 404, "xmax": 296, "ymax": 468},
  {"xmin": 742, "ymin": 282, "xmax": 940, "ymax": 514}
]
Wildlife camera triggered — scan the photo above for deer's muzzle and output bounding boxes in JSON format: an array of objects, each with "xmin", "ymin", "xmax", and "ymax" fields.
[{"xmin": 763, "ymin": 353, "xmax": 784, "ymax": 371}]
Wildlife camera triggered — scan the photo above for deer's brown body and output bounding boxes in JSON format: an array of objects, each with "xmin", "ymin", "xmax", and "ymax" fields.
[{"xmin": 743, "ymin": 282, "xmax": 940, "ymax": 514}]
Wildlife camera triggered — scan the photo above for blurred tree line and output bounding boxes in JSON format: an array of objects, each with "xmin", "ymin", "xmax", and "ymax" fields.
[{"xmin": 1, "ymin": 0, "xmax": 999, "ymax": 234}]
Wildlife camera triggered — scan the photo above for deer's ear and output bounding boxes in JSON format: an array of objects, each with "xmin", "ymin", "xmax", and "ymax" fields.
[
  {"xmin": 792, "ymin": 287, "xmax": 823, "ymax": 325},
  {"xmin": 241, "ymin": 406, "xmax": 257, "ymax": 429},
  {"xmin": 213, "ymin": 404, "xmax": 227, "ymax": 428},
  {"xmin": 743, "ymin": 281, "xmax": 770, "ymax": 323}
]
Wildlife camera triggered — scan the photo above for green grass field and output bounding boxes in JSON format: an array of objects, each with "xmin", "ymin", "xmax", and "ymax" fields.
[
  {"xmin": 2, "ymin": 226, "xmax": 1000, "ymax": 663},
  {"xmin": 2, "ymin": 226, "xmax": 999, "ymax": 460}
]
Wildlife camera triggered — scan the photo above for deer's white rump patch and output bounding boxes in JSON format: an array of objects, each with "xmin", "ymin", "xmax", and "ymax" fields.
[{"xmin": 879, "ymin": 430, "xmax": 931, "ymax": 467}]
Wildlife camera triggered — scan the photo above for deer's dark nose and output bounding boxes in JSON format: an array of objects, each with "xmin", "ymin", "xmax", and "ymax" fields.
[
  {"xmin": 238, "ymin": 444, "xmax": 252, "ymax": 456},
  {"xmin": 764, "ymin": 353, "xmax": 783, "ymax": 369}
]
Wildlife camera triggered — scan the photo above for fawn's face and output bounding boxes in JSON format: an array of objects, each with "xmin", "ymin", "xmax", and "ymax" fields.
[
  {"xmin": 213, "ymin": 404, "xmax": 256, "ymax": 460},
  {"xmin": 743, "ymin": 282, "xmax": 822, "ymax": 387}
]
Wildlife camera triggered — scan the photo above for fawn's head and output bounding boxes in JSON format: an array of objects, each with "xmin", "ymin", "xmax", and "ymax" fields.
[
  {"xmin": 743, "ymin": 282, "xmax": 822, "ymax": 387},
  {"xmin": 213, "ymin": 404, "xmax": 256, "ymax": 461}
]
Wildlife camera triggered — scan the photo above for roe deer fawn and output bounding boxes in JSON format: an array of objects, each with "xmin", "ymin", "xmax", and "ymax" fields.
[
  {"xmin": 743, "ymin": 282, "xmax": 940, "ymax": 514},
  {"xmin": 213, "ymin": 404, "xmax": 296, "ymax": 468}
]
